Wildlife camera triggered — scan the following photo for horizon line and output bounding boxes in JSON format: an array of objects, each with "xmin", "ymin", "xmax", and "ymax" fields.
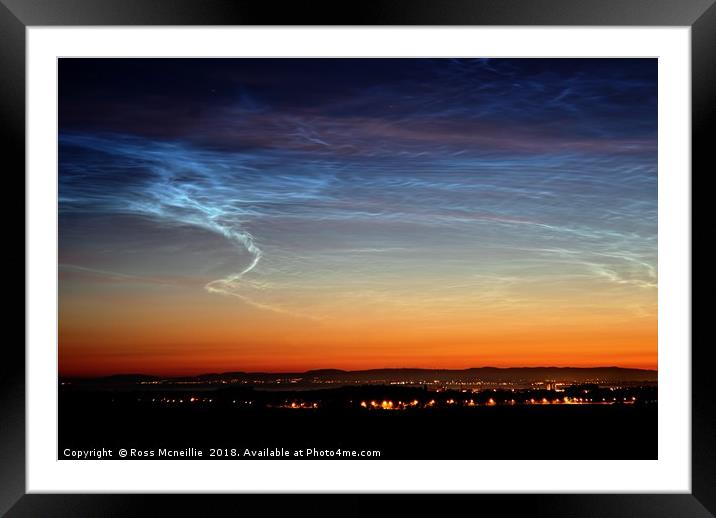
[{"xmin": 59, "ymin": 364, "xmax": 659, "ymax": 379}]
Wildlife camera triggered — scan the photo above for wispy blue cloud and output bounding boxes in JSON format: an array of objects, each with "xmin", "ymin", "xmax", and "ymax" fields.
[{"xmin": 59, "ymin": 59, "xmax": 657, "ymax": 320}]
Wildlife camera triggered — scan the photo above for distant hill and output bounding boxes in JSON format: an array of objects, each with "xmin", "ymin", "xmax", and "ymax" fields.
[
  {"xmin": 60, "ymin": 366, "xmax": 656, "ymax": 385},
  {"xmin": 291, "ymin": 367, "xmax": 656, "ymax": 383},
  {"xmin": 97, "ymin": 374, "xmax": 161, "ymax": 383}
]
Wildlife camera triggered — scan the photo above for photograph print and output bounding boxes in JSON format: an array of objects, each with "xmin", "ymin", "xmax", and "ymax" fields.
[{"xmin": 58, "ymin": 58, "xmax": 658, "ymax": 460}]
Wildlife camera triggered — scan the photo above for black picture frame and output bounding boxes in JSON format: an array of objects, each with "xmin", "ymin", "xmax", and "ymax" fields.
[{"xmin": 4, "ymin": 1, "xmax": 708, "ymax": 515}]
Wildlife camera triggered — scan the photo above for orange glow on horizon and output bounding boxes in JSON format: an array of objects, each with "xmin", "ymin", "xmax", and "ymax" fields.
[{"xmin": 59, "ymin": 264, "xmax": 657, "ymax": 378}]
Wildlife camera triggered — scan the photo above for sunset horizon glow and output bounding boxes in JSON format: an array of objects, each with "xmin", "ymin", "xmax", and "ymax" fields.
[{"xmin": 58, "ymin": 58, "xmax": 657, "ymax": 378}]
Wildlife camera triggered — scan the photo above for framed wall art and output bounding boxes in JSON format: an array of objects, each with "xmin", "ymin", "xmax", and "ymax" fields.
[{"xmin": 4, "ymin": 0, "xmax": 709, "ymax": 515}]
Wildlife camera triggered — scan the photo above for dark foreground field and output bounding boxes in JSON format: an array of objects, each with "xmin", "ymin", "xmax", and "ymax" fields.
[{"xmin": 59, "ymin": 390, "xmax": 656, "ymax": 460}]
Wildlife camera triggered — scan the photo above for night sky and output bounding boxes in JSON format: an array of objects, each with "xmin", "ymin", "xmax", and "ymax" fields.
[{"xmin": 58, "ymin": 59, "xmax": 657, "ymax": 376}]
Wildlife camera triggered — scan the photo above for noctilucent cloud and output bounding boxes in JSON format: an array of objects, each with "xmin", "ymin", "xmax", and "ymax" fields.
[{"xmin": 58, "ymin": 59, "xmax": 657, "ymax": 376}]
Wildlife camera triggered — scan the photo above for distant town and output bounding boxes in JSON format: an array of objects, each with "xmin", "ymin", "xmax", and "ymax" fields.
[
  {"xmin": 59, "ymin": 366, "xmax": 657, "ymax": 460},
  {"xmin": 59, "ymin": 366, "xmax": 657, "ymax": 411}
]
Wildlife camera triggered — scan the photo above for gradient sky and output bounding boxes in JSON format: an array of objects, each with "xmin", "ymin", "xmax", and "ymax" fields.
[{"xmin": 58, "ymin": 58, "xmax": 657, "ymax": 376}]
